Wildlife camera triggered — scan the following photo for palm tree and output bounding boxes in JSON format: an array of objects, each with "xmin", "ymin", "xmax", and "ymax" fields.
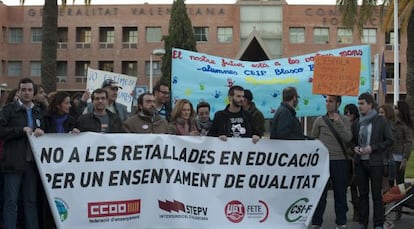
[
  {"xmin": 337, "ymin": 0, "xmax": 414, "ymax": 111},
  {"xmin": 20, "ymin": 0, "xmax": 91, "ymax": 93}
]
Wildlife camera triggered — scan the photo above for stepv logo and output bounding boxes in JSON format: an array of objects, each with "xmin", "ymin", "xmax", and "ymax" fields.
[
  {"xmin": 158, "ymin": 200, "xmax": 185, "ymax": 213},
  {"xmin": 224, "ymin": 200, "xmax": 245, "ymax": 223},
  {"xmin": 88, "ymin": 199, "xmax": 141, "ymax": 218},
  {"xmin": 285, "ymin": 197, "xmax": 313, "ymax": 223},
  {"xmin": 54, "ymin": 198, "xmax": 69, "ymax": 222}
]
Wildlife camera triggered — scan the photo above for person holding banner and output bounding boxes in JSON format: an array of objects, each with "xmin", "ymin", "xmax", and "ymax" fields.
[
  {"xmin": 0, "ymin": 78, "xmax": 45, "ymax": 229},
  {"xmin": 168, "ymin": 99, "xmax": 199, "ymax": 136},
  {"xmin": 270, "ymin": 86, "xmax": 307, "ymax": 140},
  {"xmin": 207, "ymin": 85, "xmax": 260, "ymax": 143},
  {"xmin": 83, "ymin": 79, "xmax": 129, "ymax": 122},
  {"xmin": 196, "ymin": 101, "xmax": 212, "ymax": 136},
  {"xmin": 77, "ymin": 88, "xmax": 125, "ymax": 133},
  {"xmin": 123, "ymin": 92, "xmax": 168, "ymax": 134},
  {"xmin": 352, "ymin": 92, "xmax": 393, "ymax": 229},
  {"xmin": 310, "ymin": 95, "xmax": 352, "ymax": 229}
]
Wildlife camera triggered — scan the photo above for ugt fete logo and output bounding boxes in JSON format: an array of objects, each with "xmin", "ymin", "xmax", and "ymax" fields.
[{"xmin": 225, "ymin": 200, "xmax": 245, "ymax": 223}]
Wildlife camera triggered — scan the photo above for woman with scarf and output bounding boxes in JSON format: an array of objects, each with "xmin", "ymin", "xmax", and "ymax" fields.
[
  {"xmin": 352, "ymin": 93, "xmax": 393, "ymax": 229},
  {"xmin": 168, "ymin": 99, "xmax": 199, "ymax": 136}
]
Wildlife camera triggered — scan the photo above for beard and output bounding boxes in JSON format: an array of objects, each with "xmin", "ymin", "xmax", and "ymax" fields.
[
  {"xmin": 232, "ymin": 98, "xmax": 242, "ymax": 107},
  {"xmin": 142, "ymin": 107, "xmax": 155, "ymax": 116}
]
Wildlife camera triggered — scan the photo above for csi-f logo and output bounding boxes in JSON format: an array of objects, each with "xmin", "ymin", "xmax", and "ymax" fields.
[
  {"xmin": 285, "ymin": 198, "xmax": 313, "ymax": 223},
  {"xmin": 225, "ymin": 200, "xmax": 245, "ymax": 223}
]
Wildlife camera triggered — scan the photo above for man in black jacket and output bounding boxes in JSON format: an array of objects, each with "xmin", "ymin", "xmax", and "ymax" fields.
[
  {"xmin": 77, "ymin": 88, "xmax": 124, "ymax": 133},
  {"xmin": 208, "ymin": 85, "xmax": 260, "ymax": 143},
  {"xmin": 270, "ymin": 86, "xmax": 306, "ymax": 140},
  {"xmin": 352, "ymin": 92, "xmax": 393, "ymax": 229},
  {"xmin": 0, "ymin": 78, "xmax": 45, "ymax": 229}
]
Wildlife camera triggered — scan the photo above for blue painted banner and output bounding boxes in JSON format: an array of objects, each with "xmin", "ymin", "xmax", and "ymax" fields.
[{"xmin": 171, "ymin": 45, "xmax": 371, "ymax": 118}]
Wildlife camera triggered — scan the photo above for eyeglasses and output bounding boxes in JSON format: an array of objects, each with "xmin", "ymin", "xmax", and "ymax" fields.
[{"xmin": 158, "ymin": 90, "xmax": 170, "ymax": 95}]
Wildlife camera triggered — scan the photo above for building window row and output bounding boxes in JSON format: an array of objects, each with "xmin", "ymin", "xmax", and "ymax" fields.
[
  {"xmin": 6, "ymin": 26, "xmax": 233, "ymax": 46},
  {"xmin": 287, "ymin": 27, "xmax": 394, "ymax": 45},
  {"xmin": 5, "ymin": 60, "xmax": 161, "ymax": 81}
]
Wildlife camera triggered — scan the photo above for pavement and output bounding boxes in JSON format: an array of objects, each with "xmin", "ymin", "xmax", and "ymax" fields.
[{"xmin": 310, "ymin": 185, "xmax": 414, "ymax": 229}]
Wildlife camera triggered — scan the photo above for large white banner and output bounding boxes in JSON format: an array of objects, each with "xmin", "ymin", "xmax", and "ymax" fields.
[
  {"xmin": 29, "ymin": 133, "xmax": 329, "ymax": 229},
  {"xmin": 86, "ymin": 68, "xmax": 137, "ymax": 112}
]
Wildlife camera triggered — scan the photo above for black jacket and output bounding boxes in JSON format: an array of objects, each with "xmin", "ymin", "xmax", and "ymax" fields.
[
  {"xmin": 77, "ymin": 110, "xmax": 125, "ymax": 133},
  {"xmin": 351, "ymin": 115, "xmax": 393, "ymax": 166},
  {"xmin": 207, "ymin": 105, "xmax": 259, "ymax": 138},
  {"xmin": 270, "ymin": 102, "xmax": 306, "ymax": 140},
  {"xmin": 0, "ymin": 101, "xmax": 45, "ymax": 172}
]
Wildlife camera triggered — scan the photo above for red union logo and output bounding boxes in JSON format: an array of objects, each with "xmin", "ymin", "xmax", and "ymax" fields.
[
  {"xmin": 224, "ymin": 200, "xmax": 245, "ymax": 223},
  {"xmin": 88, "ymin": 199, "xmax": 140, "ymax": 218}
]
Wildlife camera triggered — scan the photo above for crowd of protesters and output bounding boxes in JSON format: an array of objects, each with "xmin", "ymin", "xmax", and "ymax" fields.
[{"xmin": 0, "ymin": 78, "xmax": 413, "ymax": 229}]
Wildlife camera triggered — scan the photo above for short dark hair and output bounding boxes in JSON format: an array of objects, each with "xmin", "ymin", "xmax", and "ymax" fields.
[
  {"xmin": 18, "ymin": 78, "xmax": 36, "ymax": 94},
  {"xmin": 344, "ymin": 103, "xmax": 360, "ymax": 119},
  {"xmin": 196, "ymin": 101, "xmax": 210, "ymax": 113},
  {"xmin": 91, "ymin": 88, "xmax": 108, "ymax": 101},
  {"xmin": 358, "ymin": 92, "xmax": 374, "ymax": 108},
  {"xmin": 228, "ymin": 85, "xmax": 244, "ymax": 96},
  {"xmin": 137, "ymin": 92, "xmax": 153, "ymax": 106},
  {"xmin": 282, "ymin": 86, "xmax": 298, "ymax": 102},
  {"xmin": 327, "ymin": 95, "xmax": 342, "ymax": 106},
  {"xmin": 153, "ymin": 80, "xmax": 169, "ymax": 92}
]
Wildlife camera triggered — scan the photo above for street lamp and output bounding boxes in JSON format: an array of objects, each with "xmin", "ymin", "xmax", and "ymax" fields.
[{"xmin": 149, "ymin": 48, "xmax": 166, "ymax": 93}]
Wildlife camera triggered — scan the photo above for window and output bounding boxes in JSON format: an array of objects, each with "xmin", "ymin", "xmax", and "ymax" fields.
[
  {"xmin": 76, "ymin": 27, "xmax": 91, "ymax": 48},
  {"xmin": 122, "ymin": 27, "xmax": 137, "ymax": 48},
  {"xmin": 30, "ymin": 61, "xmax": 41, "ymax": 77},
  {"xmin": 99, "ymin": 61, "xmax": 114, "ymax": 72},
  {"xmin": 8, "ymin": 28, "xmax": 23, "ymax": 44},
  {"xmin": 313, "ymin": 27, "xmax": 329, "ymax": 44},
  {"xmin": 75, "ymin": 61, "xmax": 90, "ymax": 83},
  {"xmin": 2, "ymin": 27, "xmax": 6, "ymax": 43},
  {"xmin": 146, "ymin": 27, "xmax": 162, "ymax": 43},
  {"xmin": 31, "ymin": 28, "xmax": 42, "ymax": 43},
  {"xmin": 337, "ymin": 28, "xmax": 353, "ymax": 44},
  {"xmin": 8, "ymin": 61, "xmax": 22, "ymax": 77},
  {"xmin": 362, "ymin": 28, "xmax": 377, "ymax": 44},
  {"xmin": 58, "ymin": 27, "xmax": 68, "ymax": 48},
  {"xmin": 194, "ymin": 27, "xmax": 208, "ymax": 42},
  {"xmin": 289, "ymin": 27, "xmax": 305, "ymax": 44},
  {"xmin": 99, "ymin": 27, "xmax": 114, "ymax": 48},
  {"xmin": 122, "ymin": 61, "xmax": 137, "ymax": 76},
  {"xmin": 217, "ymin": 27, "xmax": 233, "ymax": 43},
  {"xmin": 57, "ymin": 61, "xmax": 67, "ymax": 83},
  {"xmin": 145, "ymin": 60, "xmax": 161, "ymax": 77}
]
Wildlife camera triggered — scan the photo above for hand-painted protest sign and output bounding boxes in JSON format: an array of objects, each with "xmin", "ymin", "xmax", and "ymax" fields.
[
  {"xmin": 171, "ymin": 45, "xmax": 371, "ymax": 118},
  {"xmin": 29, "ymin": 133, "xmax": 329, "ymax": 229},
  {"xmin": 312, "ymin": 56, "xmax": 361, "ymax": 96},
  {"xmin": 86, "ymin": 68, "xmax": 137, "ymax": 112}
]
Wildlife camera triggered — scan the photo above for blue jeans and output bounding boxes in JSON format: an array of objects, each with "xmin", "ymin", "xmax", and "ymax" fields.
[
  {"xmin": 3, "ymin": 162, "xmax": 39, "ymax": 229},
  {"xmin": 356, "ymin": 160, "xmax": 384, "ymax": 228},
  {"xmin": 312, "ymin": 160, "xmax": 350, "ymax": 226}
]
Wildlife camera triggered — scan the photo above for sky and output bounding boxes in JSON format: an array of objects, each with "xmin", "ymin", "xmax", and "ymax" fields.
[{"xmin": 1, "ymin": 0, "xmax": 337, "ymax": 6}]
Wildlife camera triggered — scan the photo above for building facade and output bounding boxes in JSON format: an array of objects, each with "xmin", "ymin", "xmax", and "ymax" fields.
[{"xmin": 0, "ymin": 0, "xmax": 407, "ymax": 104}]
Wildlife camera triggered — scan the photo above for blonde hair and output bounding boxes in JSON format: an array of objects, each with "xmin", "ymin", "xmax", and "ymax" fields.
[{"xmin": 171, "ymin": 99, "xmax": 195, "ymax": 121}]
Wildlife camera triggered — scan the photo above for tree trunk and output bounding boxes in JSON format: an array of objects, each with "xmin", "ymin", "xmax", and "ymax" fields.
[
  {"xmin": 41, "ymin": 0, "xmax": 58, "ymax": 93},
  {"xmin": 405, "ymin": 9, "xmax": 414, "ymax": 119}
]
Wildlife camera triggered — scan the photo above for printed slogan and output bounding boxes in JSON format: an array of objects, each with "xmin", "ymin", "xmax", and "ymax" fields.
[{"xmin": 29, "ymin": 133, "xmax": 329, "ymax": 229}]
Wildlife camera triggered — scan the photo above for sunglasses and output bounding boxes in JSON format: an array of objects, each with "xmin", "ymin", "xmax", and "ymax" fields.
[{"xmin": 345, "ymin": 111, "xmax": 354, "ymax": 115}]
